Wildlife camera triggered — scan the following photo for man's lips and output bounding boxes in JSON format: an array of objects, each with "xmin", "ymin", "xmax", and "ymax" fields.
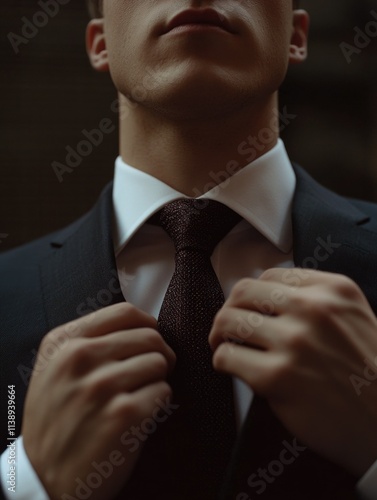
[{"xmin": 163, "ymin": 8, "xmax": 236, "ymax": 35}]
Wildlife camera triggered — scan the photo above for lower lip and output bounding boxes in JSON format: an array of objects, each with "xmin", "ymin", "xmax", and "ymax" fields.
[{"xmin": 166, "ymin": 24, "xmax": 230, "ymax": 35}]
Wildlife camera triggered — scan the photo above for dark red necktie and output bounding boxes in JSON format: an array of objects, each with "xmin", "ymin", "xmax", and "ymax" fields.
[
  {"xmin": 121, "ymin": 199, "xmax": 242, "ymax": 499},
  {"xmin": 153, "ymin": 199, "xmax": 241, "ymax": 497}
]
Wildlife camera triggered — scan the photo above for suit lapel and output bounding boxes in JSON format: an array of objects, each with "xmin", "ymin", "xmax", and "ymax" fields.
[
  {"xmin": 292, "ymin": 163, "xmax": 377, "ymax": 310},
  {"xmin": 39, "ymin": 181, "xmax": 124, "ymax": 331}
]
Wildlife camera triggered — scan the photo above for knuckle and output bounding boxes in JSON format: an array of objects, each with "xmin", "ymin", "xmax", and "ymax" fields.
[
  {"xmin": 284, "ymin": 326, "xmax": 309, "ymax": 352},
  {"xmin": 111, "ymin": 395, "xmax": 142, "ymax": 422},
  {"xmin": 116, "ymin": 301, "xmax": 139, "ymax": 318},
  {"xmin": 149, "ymin": 352, "xmax": 169, "ymax": 377},
  {"xmin": 259, "ymin": 268, "xmax": 277, "ymax": 282},
  {"xmin": 331, "ymin": 275, "xmax": 362, "ymax": 301},
  {"xmin": 295, "ymin": 296, "xmax": 337, "ymax": 328},
  {"xmin": 68, "ymin": 340, "xmax": 97, "ymax": 368},
  {"xmin": 212, "ymin": 309, "xmax": 230, "ymax": 331},
  {"xmin": 213, "ymin": 344, "xmax": 229, "ymax": 371},
  {"xmin": 156, "ymin": 381, "xmax": 172, "ymax": 398},
  {"xmin": 104, "ymin": 302, "xmax": 141, "ymax": 325},
  {"xmin": 152, "ymin": 381, "xmax": 173, "ymax": 405},
  {"xmin": 108, "ymin": 384, "xmax": 173, "ymax": 424},
  {"xmin": 80, "ymin": 375, "xmax": 109, "ymax": 402},
  {"xmin": 73, "ymin": 340, "xmax": 94, "ymax": 360},
  {"xmin": 41, "ymin": 328, "xmax": 59, "ymax": 347},
  {"xmin": 143, "ymin": 328, "xmax": 164, "ymax": 349},
  {"xmin": 288, "ymin": 292, "xmax": 312, "ymax": 314},
  {"xmin": 289, "ymin": 290, "xmax": 339, "ymax": 320},
  {"xmin": 309, "ymin": 293, "xmax": 344, "ymax": 320},
  {"xmin": 230, "ymin": 278, "xmax": 253, "ymax": 303}
]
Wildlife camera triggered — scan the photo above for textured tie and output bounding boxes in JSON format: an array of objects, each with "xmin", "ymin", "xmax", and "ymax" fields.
[
  {"xmin": 122, "ymin": 199, "xmax": 242, "ymax": 499},
  {"xmin": 120, "ymin": 199, "xmax": 241, "ymax": 500},
  {"xmin": 157, "ymin": 199, "xmax": 242, "ymax": 496}
]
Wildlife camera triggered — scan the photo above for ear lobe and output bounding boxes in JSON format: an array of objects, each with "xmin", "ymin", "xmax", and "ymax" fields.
[
  {"xmin": 289, "ymin": 10, "xmax": 310, "ymax": 65},
  {"xmin": 86, "ymin": 19, "xmax": 109, "ymax": 72}
]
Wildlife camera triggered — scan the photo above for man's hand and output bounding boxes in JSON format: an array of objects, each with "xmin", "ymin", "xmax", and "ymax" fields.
[
  {"xmin": 22, "ymin": 303, "xmax": 176, "ymax": 500},
  {"xmin": 209, "ymin": 268, "xmax": 377, "ymax": 477}
]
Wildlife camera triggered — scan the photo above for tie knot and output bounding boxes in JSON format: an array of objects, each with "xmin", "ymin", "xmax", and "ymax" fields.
[{"xmin": 151, "ymin": 199, "xmax": 242, "ymax": 255}]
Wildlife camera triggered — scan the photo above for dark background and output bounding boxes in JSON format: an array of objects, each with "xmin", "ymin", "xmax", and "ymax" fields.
[{"xmin": 1, "ymin": 0, "xmax": 377, "ymax": 251}]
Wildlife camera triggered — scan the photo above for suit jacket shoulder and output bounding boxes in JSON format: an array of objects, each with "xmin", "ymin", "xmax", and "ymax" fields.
[
  {"xmin": 0, "ymin": 182, "xmax": 123, "ymax": 453},
  {"xmin": 292, "ymin": 164, "xmax": 377, "ymax": 311}
]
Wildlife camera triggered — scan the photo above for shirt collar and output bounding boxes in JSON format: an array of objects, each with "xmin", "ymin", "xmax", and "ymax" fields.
[{"xmin": 112, "ymin": 138, "xmax": 296, "ymax": 256}]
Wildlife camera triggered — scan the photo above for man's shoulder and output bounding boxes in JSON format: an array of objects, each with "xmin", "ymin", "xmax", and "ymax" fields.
[
  {"xmin": 0, "ymin": 211, "xmax": 89, "ymax": 274},
  {"xmin": 293, "ymin": 163, "xmax": 377, "ymax": 231},
  {"xmin": 0, "ymin": 181, "xmax": 113, "ymax": 272}
]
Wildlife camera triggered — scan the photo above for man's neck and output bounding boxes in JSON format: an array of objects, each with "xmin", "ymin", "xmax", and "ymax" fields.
[{"xmin": 119, "ymin": 93, "xmax": 279, "ymax": 196}]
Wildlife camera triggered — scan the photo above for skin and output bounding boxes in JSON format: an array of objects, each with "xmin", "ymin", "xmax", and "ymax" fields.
[
  {"xmin": 209, "ymin": 270, "xmax": 377, "ymax": 476},
  {"xmin": 21, "ymin": 1, "xmax": 377, "ymax": 498},
  {"xmin": 86, "ymin": 0, "xmax": 309, "ymax": 195},
  {"xmin": 23, "ymin": 304, "xmax": 176, "ymax": 499}
]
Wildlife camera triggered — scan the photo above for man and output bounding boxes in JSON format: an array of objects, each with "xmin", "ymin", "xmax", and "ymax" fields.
[{"xmin": 1, "ymin": 0, "xmax": 377, "ymax": 499}]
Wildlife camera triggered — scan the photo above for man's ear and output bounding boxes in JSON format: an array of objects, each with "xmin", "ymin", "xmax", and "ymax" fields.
[
  {"xmin": 86, "ymin": 19, "xmax": 109, "ymax": 72},
  {"xmin": 289, "ymin": 10, "xmax": 310, "ymax": 65}
]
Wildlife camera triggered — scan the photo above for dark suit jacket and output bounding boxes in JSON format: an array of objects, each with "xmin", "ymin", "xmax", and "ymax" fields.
[{"xmin": 1, "ymin": 165, "xmax": 377, "ymax": 499}]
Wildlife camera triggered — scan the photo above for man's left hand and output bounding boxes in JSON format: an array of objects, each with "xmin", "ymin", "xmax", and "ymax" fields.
[{"xmin": 209, "ymin": 268, "xmax": 377, "ymax": 477}]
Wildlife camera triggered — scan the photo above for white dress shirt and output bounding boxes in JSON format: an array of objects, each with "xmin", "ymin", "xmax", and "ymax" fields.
[{"xmin": 1, "ymin": 140, "xmax": 376, "ymax": 498}]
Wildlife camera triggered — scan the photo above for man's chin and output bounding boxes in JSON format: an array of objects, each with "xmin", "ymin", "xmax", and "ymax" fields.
[{"xmin": 140, "ymin": 69, "xmax": 252, "ymax": 121}]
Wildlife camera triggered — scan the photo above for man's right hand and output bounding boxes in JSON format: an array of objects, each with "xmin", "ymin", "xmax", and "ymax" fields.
[{"xmin": 21, "ymin": 303, "xmax": 176, "ymax": 500}]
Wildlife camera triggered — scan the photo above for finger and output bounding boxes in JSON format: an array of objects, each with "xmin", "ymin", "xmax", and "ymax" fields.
[
  {"xmin": 56, "ymin": 303, "xmax": 157, "ymax": 339},
  {"xmin": 212, "ymin": 342, "xmax": 275, "ymax": 395},
  {"xmin": 209, "ymin": 307, "xmax": 276, "ymax": 351},
  {"xmin": 83, "ymin": 352, "xmax": 171, "ymax": 399},
  {"xmin": 259, "ymin": 268, "xmax": 369, "ymax": 308},
  {"xmin": 89, "ymin": 328, "xmax": 176, "ymax": 371},
  {"xmin": 226, "ymin": 278, "xmax": 293, "ymax": 315},
  {"xmin": 259, "ymin": 267, "xmax": 351, "ymax": 288},
  {"xmin": 106, "ymin": 381, "xmax": 174, "ymax": 425}
]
